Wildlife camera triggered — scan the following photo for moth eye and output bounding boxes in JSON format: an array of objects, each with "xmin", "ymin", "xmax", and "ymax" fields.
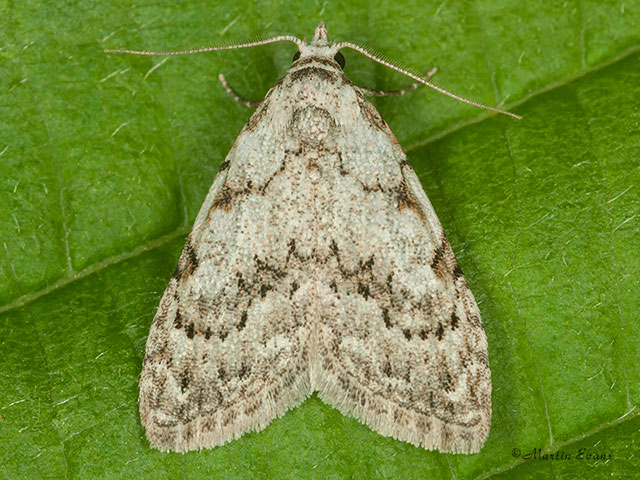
[
  {"xmin": 292, "ymin": 51, "xmax": 301, "ymax": 62},
  {"xmin": 334, "ymin": 52, "xmax": 345, "ymax": 69}
]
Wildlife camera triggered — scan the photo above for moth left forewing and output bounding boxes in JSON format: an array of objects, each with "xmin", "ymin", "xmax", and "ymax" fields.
[
  {"xmin": 139, "ymin": 80, "xmax": 317, "ymax": 452},
  {"xmin": 312, "ymin": 92, "xmax": 491, "ymax": 453}
]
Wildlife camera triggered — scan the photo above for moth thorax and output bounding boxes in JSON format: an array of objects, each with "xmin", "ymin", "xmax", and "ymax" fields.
[{"xmin": 290, "ymin": 105, "xmax": 336, "ymax": 145}]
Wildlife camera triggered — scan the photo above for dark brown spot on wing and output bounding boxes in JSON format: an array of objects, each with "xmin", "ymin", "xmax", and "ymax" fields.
[
  {"xmin": 382, "ymin": 308, "xmax": 392, "ymax": 328},
  {"xmin": 173, "ymin": 310, "xmax": 183, "ymax": 329},
  {"xmin": 186, "ymin": 323, "xmax": 195, "ymax": 339},
  {"xmin": 431, "ymin": 242, "xmax": 445, "ymax": 271},
  {"xmin": 211, "ymin": 184, "xmax": 235, "ymax": 212},
  {"xmin": 431, "ymin": 233, "xmax": 465, "ymax": 282},
  {"xmin": 172, "ymin": 237, "xmax": 199, "ymax": 281},
  {"xmin": 395, "ymin": 178, "xmax": 426, "ymax": 221},
  {"xmin": 238, "ymin": 311, "xmax": 247, "ymax": 331},
  {"xmin": 453, "ymin": 262, "xmax": 464, "ymax": 279},
  {"xmin": 357, "ymin": 281, "xmax": 371, "ymax": 299},
  {"xmin": 435, "ymin": 323, "xmax": 445, "ymax": 341},
  {"xmin": 451, "ymin": 312, "xmax": 460, "ymax": 330},
  {"xmin": 360, "ymin": 256, "xmax": 374, "ymax": 270},
  {"xmin": 219, "ymin": 159, "xmax": 230, "ymax": 171},
  {"xmin": 260, "ymin": 284, "xmax": 272, "ymax": 298},
  {"xmin": 386, "ymin": 273, "xmax": 393, "ymax": 292},
  {"xmin": 290, "ymin": 281, "xmax": 299, "ymax": 298}
]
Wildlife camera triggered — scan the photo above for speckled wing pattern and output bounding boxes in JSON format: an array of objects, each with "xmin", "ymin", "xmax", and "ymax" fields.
[{"xmin": 140, "ymin": 28, "xmax": 491, "ymax": 454}]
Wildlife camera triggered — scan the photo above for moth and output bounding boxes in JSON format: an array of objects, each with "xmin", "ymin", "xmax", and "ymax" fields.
[{"xmin": 107, "ymin": 22, "xmax": 518, "ymax": 454}]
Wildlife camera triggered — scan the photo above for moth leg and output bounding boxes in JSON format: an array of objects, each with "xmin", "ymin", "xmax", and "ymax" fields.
[
  {"xmin": 217, "ymin": 74, "xmax": 263, "ymax": 108},
  {"xmin": 359, "ymin": 67, "xmax": 437, "ymax": 97}
]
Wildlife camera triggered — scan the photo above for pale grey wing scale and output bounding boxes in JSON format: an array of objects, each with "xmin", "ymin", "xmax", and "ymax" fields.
[
  {"xmin": 139, "ymin": 106, "xmax": 316, "ymax": 452},
  {"xmin": 311, "ymin": 96, "xmax": 491, "ymax": 453}
]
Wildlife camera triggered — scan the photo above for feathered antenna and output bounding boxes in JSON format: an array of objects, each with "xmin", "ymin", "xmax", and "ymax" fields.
[
  {"xmin": 104, "ymin": 35, "xmax": 303, "ymax": 56},
  {"xmin": 335, "ymin": 41, "xmax": 522, "ymax": 120},
  {"xmin": 105, "ymin": 30, "xmax": 520, "ymax": 120}
]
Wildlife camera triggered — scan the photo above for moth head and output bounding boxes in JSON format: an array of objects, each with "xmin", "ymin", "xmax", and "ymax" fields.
[
  {"xmin": 312, "ymin": 21, "xmax": 329, "ymax": 45},
  {"xmin": 292, "ymin": 22, "xmax": 345, "ymax": 70}
]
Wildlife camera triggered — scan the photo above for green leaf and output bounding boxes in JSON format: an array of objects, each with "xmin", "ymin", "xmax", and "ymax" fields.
[{"xmin": 1, "ymin": 1, "xmax": 638, "ymax": 478}]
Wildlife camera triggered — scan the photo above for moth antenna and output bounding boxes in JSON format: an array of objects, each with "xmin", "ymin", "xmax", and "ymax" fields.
[
  {"xmin": 104, "ymin": 35, "xmax": 303, "ymax": 56},
  {"xmin": 336, "ymin": 41, "xmax": 522, "ymax": 120}
]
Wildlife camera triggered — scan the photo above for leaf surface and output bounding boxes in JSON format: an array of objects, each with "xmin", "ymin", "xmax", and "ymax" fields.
[{"xmin": 1, "ymin": 1, "xmax": 638, "ymax": 478}]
